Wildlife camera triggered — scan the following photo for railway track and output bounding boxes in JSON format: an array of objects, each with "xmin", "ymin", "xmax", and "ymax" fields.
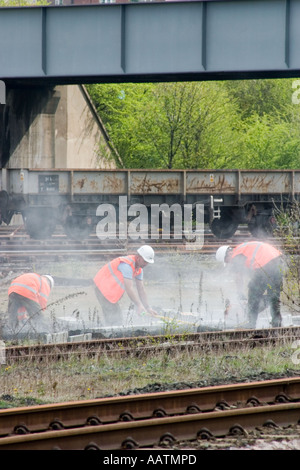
[
  {"xmin": 0, "ymin": 376, "xmax": 299, "ymax": 450},
  {"xmin": 0, "ymin": 225, "xmax": 289, "ymax": 262},
  {"xmin": 4, "ymin": 326, "xmax": 300, "ymax": 363}
]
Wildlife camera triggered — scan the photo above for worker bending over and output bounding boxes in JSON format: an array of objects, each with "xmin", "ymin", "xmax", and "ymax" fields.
[
  {"xmin": 8, "ymin": 273, "xmax": 54, "ymax": 329},
  {"xmin": 94, "ymin": 245, "xmax": 157, "ymax": 326},
  {"xmin": 216, "ymin": 241, "xmax": 284, "ymax": 329}
]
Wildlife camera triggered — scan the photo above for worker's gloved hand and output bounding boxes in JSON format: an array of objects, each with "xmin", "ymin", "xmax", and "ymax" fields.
[
  {"xmin": 137, "ymin": 304, "xmax": 148, "ymax": 317},
  {"xmin": 147, "ymin": 308, "xmax": 158, "ymax": 317},
  {"xmin": 138, "ymin": 310, "xmax": 147, "ymax": 317},
  {"xmin": 137, "ymin": 305, "xmax": 158, "ymax": 318}
]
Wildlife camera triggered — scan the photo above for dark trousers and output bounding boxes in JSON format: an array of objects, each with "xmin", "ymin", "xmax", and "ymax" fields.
[
  {"xmin": 247, "ymin": 258, "xmax": 283, "ymax": 328},
  {"xmin": 8, "ymin": 292, "xmax": 41, "ymax": 328},
  {"xmin": 94, "ymin": 286, "xmax": 122, "ymax": 327}
]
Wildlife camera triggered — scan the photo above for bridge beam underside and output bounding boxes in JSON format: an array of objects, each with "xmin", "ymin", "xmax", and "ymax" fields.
[{"xmin": 0, "ymin": 0, "xmax": 300, "ymax": 86}]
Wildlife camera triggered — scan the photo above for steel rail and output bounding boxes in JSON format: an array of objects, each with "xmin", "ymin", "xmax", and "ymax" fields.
[
  {"xmin": 4, "ymin": 334, "xmax": 300, "ymax": 362},
  {"xmin": 0, "ymin": 226, "xmax": 291, "ymax": 259},
  {"xmin": 5, "ymin": 326, "xmax": 300, "ymax": 363},
  {"xmin": 0, "ymin": 245, "xmax": 296, "ymax": 260},
  {"xmin": 0, "ymin": 377, "xmax": 300, "ymax": 440},
  {"xmin": 0, "ymin": 391, "xmax": 300, "ymax": 450}
]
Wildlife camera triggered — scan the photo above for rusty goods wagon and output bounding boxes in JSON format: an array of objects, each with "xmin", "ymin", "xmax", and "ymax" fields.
[{"xmin": 0, "ymin": 168, "xmax": 299, "ymax": 240}]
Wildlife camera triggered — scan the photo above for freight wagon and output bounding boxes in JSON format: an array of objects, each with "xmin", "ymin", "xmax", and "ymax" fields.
[{"xmin": 0, "ymin": 168, "xmax": 299, "ymax": 240}]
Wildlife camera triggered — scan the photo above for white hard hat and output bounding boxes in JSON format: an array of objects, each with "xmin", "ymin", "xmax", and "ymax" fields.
[
  {"xmin": 43, "ymin": 275, "xmax": 54, "ymax": 289},
  {"xmin": 215, "ymin": 246, "xmax": 231, "ymax": 265},
  {"xmin": 137, "ymin": 245, "xmax": 155, "ymax": 264}
]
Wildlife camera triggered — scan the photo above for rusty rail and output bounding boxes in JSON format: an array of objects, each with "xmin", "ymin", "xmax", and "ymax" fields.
[
  {"xmin": 0, "ymin": 226, "xmax": 289, "ymax": 261},
  {"xmin": 0, "ymin": 377, "xmax": 300, "ymax": 449},
  {"xmin": 5, "ymin": 326, "xmax": 300, "ymax": 363}
]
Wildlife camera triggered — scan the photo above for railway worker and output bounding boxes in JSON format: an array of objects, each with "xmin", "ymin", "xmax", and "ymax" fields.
[
  {"xmin": 7, "ymin": 273, "xmax": 54, "ymax": 329},
  {"xmin": 93, "ymin": 245, "xmax": 157, "ymax": 326},
  {"xmin": 215, "ymin": 241, "xmax": 284, "ymax": 329}
]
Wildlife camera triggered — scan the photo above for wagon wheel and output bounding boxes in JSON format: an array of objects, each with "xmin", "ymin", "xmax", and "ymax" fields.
[
  {"xmin": 248, "ymin": 216, "xmax": 277, "ymax": 238},
  {"xmin": 24, "ymin": 207, "xmax": 56, "ymax": 239},
  {"xmin": 210, "ymin": 212, "xmax": 239, "ymax": 239},
  {"xmin": 63, "ymin": 215, "xmax": 92, "ymax": 240}
]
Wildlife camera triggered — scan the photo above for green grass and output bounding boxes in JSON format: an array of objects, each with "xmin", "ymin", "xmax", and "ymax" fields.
[{"xmin": 0, "ymin": 341, "xmax": 299, "ymax": 407}]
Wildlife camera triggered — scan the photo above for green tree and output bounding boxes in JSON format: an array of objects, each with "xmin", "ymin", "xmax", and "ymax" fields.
[
  {"xmin": 224, "ymin": 78, "xmax": 300, "ymax": 169},
  {"xmin": 139, "ymin": 81, "xmax": 240, "ymax": 169},
  {"xmin": 236, "ymin": 113, "xmax": 300, "ymax": 169},
  {"xmin": 224, "ymin": 78, "xmax": 296, "ymax": 120},
  {"xmin": 87, "ymin": 78, "xmax": 300, "ymax": 170},
  {"xmin": 87, "ymin": 81, "xmax": 240, "ymax": 169},
  {"xmin": 86, "ymin": 83, "xmax": 156, "ymax": 168}
]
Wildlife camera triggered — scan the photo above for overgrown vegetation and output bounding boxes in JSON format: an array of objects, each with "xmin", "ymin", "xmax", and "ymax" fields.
[
  {"xmin": 274, "ymin": 201, "xmax": 300, "ymax": 315},
  {"xmin": 0, "ymin": 341, "xmax": 299, "ymax": 407}
]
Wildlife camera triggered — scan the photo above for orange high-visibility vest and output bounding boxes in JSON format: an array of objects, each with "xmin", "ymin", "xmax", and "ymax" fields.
[
  {"xmin": 232, "ymin": 242, "xmax": 282, "ymax": 270},
  {"xmin": 94, "ymin": 255, "xmax": 142, "ymax": 304},
  {"xmin": 8, "ymin": 273, "xmax": 51, "ymax": 310}
]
